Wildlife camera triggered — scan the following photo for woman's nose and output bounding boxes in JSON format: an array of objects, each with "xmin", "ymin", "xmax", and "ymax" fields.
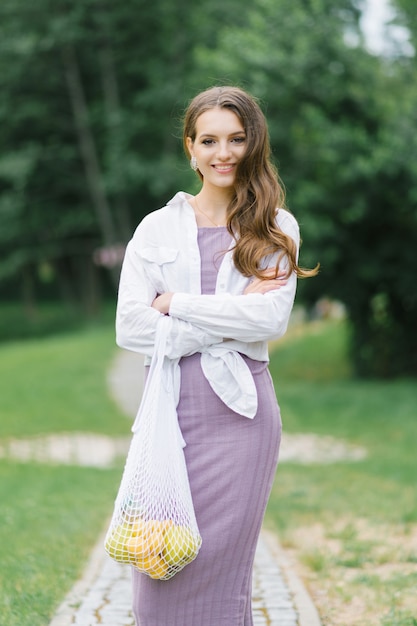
[{"xmin": 216, "ymin": 141, "xmax": 232, "ymax": 160}]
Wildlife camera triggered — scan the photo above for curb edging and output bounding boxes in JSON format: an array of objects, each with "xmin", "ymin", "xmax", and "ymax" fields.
[
  {"xmin": 48, "ymin": 532, "xmax": 108, "ymax": 626},
  {"xmin": 262, "ymin": 529, "xmax": 322, "ymax": 626}
]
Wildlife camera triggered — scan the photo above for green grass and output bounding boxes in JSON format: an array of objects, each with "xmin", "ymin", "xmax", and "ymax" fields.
[
  {"xmin": 0, "ymin": 324, "xmax": 131, "ymax": 626},
  {"xmin": 0, "ymin": 463, "xmax": 121, "ymax": 626},
  {"xmin": 0, "ymin": 326, "xmax": 131, "ymax": 438},
  {"xmin": 266, "ymin": 320, "xmax": 417, "ymax": 625}
]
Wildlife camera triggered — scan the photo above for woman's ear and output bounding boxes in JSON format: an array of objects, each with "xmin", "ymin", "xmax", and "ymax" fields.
[{"xmin": 186, "ymin": 136, "xmax": 194, "ymax": 156}]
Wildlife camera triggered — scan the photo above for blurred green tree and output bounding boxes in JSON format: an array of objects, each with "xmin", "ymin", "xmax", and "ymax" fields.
[
  {"xmin": 191, "ymin": 0, "xmax": 417, "ymax": 377},
  {"xmin": 0, "ymin": 0, "xmax": 203, "ymax": 310},
  {"xmin": 1, "ymin": 0, "xmax": 416, "ymax": 376}
]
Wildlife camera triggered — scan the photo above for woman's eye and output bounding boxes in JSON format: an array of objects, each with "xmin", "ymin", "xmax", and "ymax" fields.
[{"xmin": 200, "ymin": 136, "xmax": 245, "ymax": 145}]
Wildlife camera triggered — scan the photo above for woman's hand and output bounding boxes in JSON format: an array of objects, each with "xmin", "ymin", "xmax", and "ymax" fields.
[
  {"xmin": 152, "ymin": 269, "xmax": 287, "ymax": 313},
  {"xmin": 152, "ymin": 292, "xmax": 174, "ymax": 315},
  {"xmin": 243, "ymin": 268, "xmax": 287, "ymax": 295}
]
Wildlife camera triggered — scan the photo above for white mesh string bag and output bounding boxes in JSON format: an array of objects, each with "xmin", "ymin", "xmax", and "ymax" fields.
[{"xmin": 104, "ymin": 317, "xmax": 202, "ymax": 579}]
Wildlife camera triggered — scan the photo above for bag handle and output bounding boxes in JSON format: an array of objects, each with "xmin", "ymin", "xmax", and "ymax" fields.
[{"xmin": 131, "ymin": 316, "xmax": 170, "ymax": 434}]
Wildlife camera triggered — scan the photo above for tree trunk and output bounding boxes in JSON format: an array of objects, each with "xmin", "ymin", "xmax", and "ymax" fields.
[
  {"xmin": 76, "ymin": 253, "xmax": 101, "ymax": 317},
  {"xmin": 61, "ymin": 43, "xmax": 120, "ymax": 287},
  {"xmin": 98, "ymin": 37, "xmax": 132, "ymax": 241},
  {"xmin": 53, "ymin": 257, "xmax": 81, "ymax": 312},
  {"xmin": 21, "ymin": 265, "xmax": 37, "ymax": 321}
]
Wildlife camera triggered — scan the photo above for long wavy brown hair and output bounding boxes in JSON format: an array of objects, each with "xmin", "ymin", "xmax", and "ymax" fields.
[{"xmin": 183, "ymin": 86, "xmax": 318, "ymax": 279}]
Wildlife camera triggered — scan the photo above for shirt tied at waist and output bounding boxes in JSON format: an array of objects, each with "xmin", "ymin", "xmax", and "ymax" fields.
[
  {"xmin": 199, "ymin": 345, "xmax": 258, "ymax": 419},
  {"xmin": 132, "ymin": 317, "xmax": 259, "ymax": 442}
]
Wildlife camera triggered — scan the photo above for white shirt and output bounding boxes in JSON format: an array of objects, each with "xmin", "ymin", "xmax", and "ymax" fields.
[{"xmin": 116, "ymin": 191, "xmax": 300, "ymax": 422}]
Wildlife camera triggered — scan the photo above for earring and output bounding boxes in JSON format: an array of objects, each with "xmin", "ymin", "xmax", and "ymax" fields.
[{"xmin": 190, "ymin": 156, "xmax": 198, "ymax": 171}]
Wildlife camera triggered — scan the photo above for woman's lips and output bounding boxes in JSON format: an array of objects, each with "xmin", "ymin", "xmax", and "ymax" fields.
[{"xmin": 213, "ymin": 164, "xmax": 235, "ymax": 173}]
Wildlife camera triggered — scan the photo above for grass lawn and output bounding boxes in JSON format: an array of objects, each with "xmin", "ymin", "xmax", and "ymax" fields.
[
  {"xmin": 267, "ymin": 320, "xmax": 417, "ymax": 626},
  {"xmin": 0, "ymin": 324, "xmax": 131, "ymax": 626}
]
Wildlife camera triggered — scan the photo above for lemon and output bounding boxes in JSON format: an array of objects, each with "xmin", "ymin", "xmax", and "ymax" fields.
[
  {"xmin": 105, "ymin": 521, "xmax": 133, "ymax": 561},
  {"xmin": 161, "ymin": 525, "xmax": 200, "ymax": 567}
]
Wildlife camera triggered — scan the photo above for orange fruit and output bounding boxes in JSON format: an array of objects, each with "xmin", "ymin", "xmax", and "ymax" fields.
[
  {"xmin": 126, "ymin": 519, "xmax": 165, "ymax": 557},
  {"xmin": 130, "ymin": 518, "xmax": 148, "ymax": 536},
  {"xmin": 135, "ymin": 553, "xmax": 169, "ymax": 579}
]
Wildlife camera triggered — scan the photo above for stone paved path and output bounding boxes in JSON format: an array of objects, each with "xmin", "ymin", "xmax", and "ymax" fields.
[
  {"xmin": 49, "ymin": 349, "xmax": 322, "ymax": 626},
  {"xmin": 50, "ymin": 531, "xmax": 308, "ymax": 626}
]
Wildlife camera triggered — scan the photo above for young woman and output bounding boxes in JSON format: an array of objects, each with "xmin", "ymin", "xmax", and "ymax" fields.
[{"xmin": 116, "ymin": 85, "xmax": 318, "ymax": 626}]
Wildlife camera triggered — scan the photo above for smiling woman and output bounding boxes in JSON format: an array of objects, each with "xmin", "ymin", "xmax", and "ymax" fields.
[{"xmin": 114, "ymin": 85, "xmax": 319, "ymax": 626}]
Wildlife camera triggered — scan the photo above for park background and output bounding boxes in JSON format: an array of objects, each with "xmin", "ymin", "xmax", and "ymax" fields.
[{"xmin": 0, "ymin": 0, "xmax": 416, "ymax": 624}]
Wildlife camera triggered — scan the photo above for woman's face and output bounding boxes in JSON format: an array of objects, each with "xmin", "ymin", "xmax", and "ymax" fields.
[{"xmin": 187, "ymin": 107, "xmax": 246, "ymax": 191}]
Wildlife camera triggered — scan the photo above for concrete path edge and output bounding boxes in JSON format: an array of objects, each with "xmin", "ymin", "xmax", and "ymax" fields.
[
  {"xmin": 262, "ymin": 529, "xmax": 322, "ymax": 626},
  {"xmin": 49, "ymin": 530, "xmax": 108, "ymax": 626}
]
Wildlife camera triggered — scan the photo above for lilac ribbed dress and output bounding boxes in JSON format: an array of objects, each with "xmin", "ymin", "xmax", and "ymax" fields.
[{"xmin": 132, "ymin": 228, "xmax": 282, "ymax": 626}]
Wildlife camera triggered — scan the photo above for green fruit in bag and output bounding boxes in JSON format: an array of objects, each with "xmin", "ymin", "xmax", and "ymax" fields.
[
  {"xmin": 162, "ymin": 525, "xmax": 199, "ymax": 566},
  {"xmin": 105, "ymin": 521, "xmax": 133, "ymax": 561}
]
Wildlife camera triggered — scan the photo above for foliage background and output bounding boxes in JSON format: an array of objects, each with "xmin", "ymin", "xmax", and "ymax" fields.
[{"xmin": 1, "ymin": 0, "xmax": 416, "ymax": 376}]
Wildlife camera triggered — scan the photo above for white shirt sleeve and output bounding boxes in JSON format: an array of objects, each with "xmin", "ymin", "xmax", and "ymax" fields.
[
  {"xmin": 169, "ymin": 271, "xmax": 297, "ymax": 343},
  {"xmin": 116, "ymin": 241, "xmax": 220, "ymax": 359}
]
